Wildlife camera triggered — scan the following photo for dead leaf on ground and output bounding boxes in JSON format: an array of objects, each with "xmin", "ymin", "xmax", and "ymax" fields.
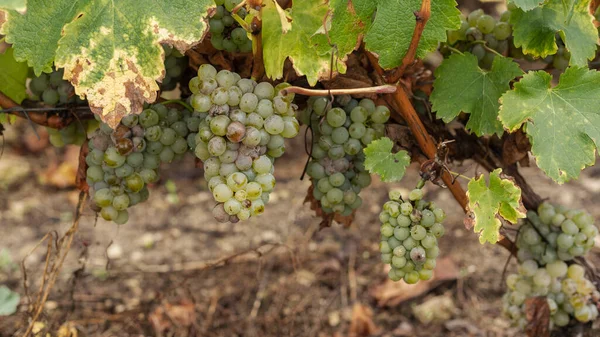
[
  {"xmin": 149, "ymin": 299, "xmax": 196, "ymax": 335},
  {"xmin": 348, "ymin": 303, "xmax": 378, "ymax": 337},
  {"xmin": 369, "ymin": 257, "xmax": 458, "ymax": 307},
  {"xmin": 524, "ymin": 297, "xmax": 550, "ymax": 337}
]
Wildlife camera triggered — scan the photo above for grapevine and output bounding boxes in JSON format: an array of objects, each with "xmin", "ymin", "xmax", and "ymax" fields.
[{"xmin": 0, "ymin": 0, "xmax": 599, "ymax": 336}]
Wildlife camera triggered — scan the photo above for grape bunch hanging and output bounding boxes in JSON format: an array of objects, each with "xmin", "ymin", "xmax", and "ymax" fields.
[
  {"xmin": 190, "ymin": 64, "xmax": 299, "ymax": 222},
  {"xmin": 303, "ymin": 96, "xmax": 390, "ymax": 216},
  {"xmin": 209, "ymin": 0, "xmax": 252, "ymax": 53},
  {"xmin": 503, "ymin": 203, "xmax": 600, "ymax": 329},
  {"xmin": 86, "ymin": 104, "xmax": 199, "ymax": 224},
  {"xmin": 379, "ymin": 187, "xmax": 446, "ymax": 284}
]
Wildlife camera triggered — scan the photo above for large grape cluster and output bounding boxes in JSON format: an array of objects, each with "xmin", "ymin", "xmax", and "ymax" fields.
[
  {"xmin": 161, "ymin": 45, "xmax": 188, "ymax": 91},
  {"xmin": 303, "ymin": 96, "xmax": 389, "ymax": 216},
  {"xmin": 503, "ymin": 261, "xmax": 599, "ymax": 329},
  {"xmin": 29, "ymin": 68, "xmax": 85, "ymax": 106},
  {"xmin": 86, "ymin": 104, "xmax": 198, "ymax": 224},
  {"xmin": 379, "ymin": 188, "xmax": 446, "ymax": 284},
  {"xmin": 503, "ymin": 203, "xmax": 599, "ymax": 329},
  {"xmin": 445, "ymin": 9, "xmax": 513, "ymax": 69},
  {"xmin": 190, "ymin": 64, "xmax": 299, "ymax": 222},
  {"xmin": 517, "ymin": 203, "xmax": 598, "ymax": 264},
  {"xmin": 209, "ymin": 0, "xmax": 252, "ymax": 53}
]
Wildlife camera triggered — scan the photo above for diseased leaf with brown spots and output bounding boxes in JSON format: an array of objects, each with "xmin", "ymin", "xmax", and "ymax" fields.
[
  {"xmin": 1, "ymin": 0, "xmax": 214, "ymax": 128},
  {"xmin": 524, "ymin": 297, "xmax": 550, "ymax": 337}
]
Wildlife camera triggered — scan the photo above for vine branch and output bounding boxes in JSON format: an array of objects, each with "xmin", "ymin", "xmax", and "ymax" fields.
[
  {"xmin": 0, "ymin": 91, "xmax": 94, "ymax": 129},
  {"xmin": 387, "ymin": 0, "xmax": 432, "ymax": 84},
  {"xmin": 280, "ymin": 85, "xmax": 397, "ymax": 97}
]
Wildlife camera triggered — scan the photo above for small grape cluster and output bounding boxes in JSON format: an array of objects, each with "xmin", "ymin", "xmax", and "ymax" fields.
[
  {"xmin": 47, "ymin": 120, "xmax": 99, "ymax": 148},
  {"xmin": 503, "ymin": 261, "xmax": 599, "ymax": 329},
  {"xmin": 161, "ymin": 45, "xmax": 188, "ymax": 91},
  {"xmin": 190, "ymin": 64, "xmax": 299, "ymax": 222},
  {"xmin": 29, "ymin": 68, "xmax": 85, "ymax": 106},
  {"xmin": 209, "ymin": 0, "xmax": 252, "ymax": 53},
  {"xmin": 303, "ymin": 96, "xmax": 389, "ymax": 216},
  {"xmin": 379, "ymin": 187, "xmax": 446, "ymax": 284},
  {"xmin": 517, "ymin": 203, "xmax": 598, "ymax": 263},
  {"xmin": 503, "ymin": 203, "xmax": 599, "ymax": 329},
  {"xmin": 445, "ymin": 9, "xmax": 512, "ymax": 69},
  {"xmin": 86, "ymin": 104, "xmax": 198, "ymax": 224}
]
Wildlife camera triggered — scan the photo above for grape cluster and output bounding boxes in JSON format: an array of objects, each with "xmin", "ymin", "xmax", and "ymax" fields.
[
  {"xmin": 303, "ymin": 96, "xmax": 389, "ymax": 216},
  {"xmin": 503, "ymin": 203, "xmax": 599, "ymax": 329},
  {"xmin": 379, "ymin": 188, "xmax": 446, "ymax": 284},
  {"xmin": 209, "ymin": 0, "xmax": 252, "ymax": 53},
  {"xmin": 161, "ymin": 45, "xmax": 188, "ymax": 91},
  {"xmin": 503, "ymin": 261, "xmax": 599, "ymax": 329},
  {"xmin": 29, "ymin": 68, "xmax": 85, "ymax": 106},
  {"xmin": 445, "ymin": 9, "xmax": 512, "ymax": 69},
  {"xmin": 47, "ymin": 120, "xmax": 99, "ymax": 148},
  {"xmin": 86, "ymin": 104, "xmax": 198, "ymax": 224},
  {"xmin": 517, "ymin": 203, "xmax": 598, "ymax": 264},
  {"xmin": 543, "ymin": 41, "xmax": 571, "ymax": 71},
  {"xmin": 190, "ymin": 64, "xmax": 299, "ymax": 222}
]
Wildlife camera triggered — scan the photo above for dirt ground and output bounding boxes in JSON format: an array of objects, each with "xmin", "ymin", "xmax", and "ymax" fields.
[{"xmin": 0, "ymin": 121, "xmax": 600, "ymax": 337}]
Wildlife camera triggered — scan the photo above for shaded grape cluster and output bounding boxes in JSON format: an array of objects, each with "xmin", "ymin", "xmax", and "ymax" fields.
[
  {"xmin": 444, "ymin": 9, "xmax": 513, "ymax": 69},
  {"xmin": 517, "ymin": 203, "xmax": 598, "ymax": 263},
  {"xmin": 503, "ymin": 203, "xmax": 599, "ymax": 329},
  {"xmin": 47, "ymin": 120, "xmax": 99, "ymax": 148},
  {"xmin": 209, "ymin": 0, "xmax": 252, "ymax": 53},
  {"xmin": 190, "ymin": 64, "xmax": 299, "ymax": 222},
  {"xmin": 302, "ymin": 96, "xmax": 389, "ymax": 216},
  {"xmin": 86, "ymin": 104, "xmax": 198, "ymax": 224},
  {"xmin": 161, "ymin": 45, "xmax": 188, "ymax": 91},
  {"xmin": 379, "ymin": 188, "xmax": 446, "ymax": 284},
  {"xmin": 29, "ymin": 68, "xmax": 85, "ymax": 106}
]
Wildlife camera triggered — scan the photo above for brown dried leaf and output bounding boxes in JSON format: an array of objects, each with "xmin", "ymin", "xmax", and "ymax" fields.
[
  {"xmin": 349, "ymin": 303, "xmax": 378, "ymax": 337},
  {"xmin": 524, "ymin": 297, "xmax": 550, "ymax": 337},
  {"xmin": 385, "ymin": 124, "xmax": 414, "ymax": 150},
  {"xmin": 502, "ymin": 129, "xmax": 531, "ymax": 166},
  {"xmin": 39, "ymin": 145, "xmax": 80, "ymax": 189},
  {"xmin": 304, "ymin": 184, "xmax": 354, "ymax": 228},
  {"xmin": 149, "ymin": 299, "xmax": 196, "ymax": 335},
  {"xmin": 370, "ymin": 257, "xmax": 458, "ymax": 307},
  {"xmin": 464, "ymin": 211, "xmax": 476, "ymax": 230}
]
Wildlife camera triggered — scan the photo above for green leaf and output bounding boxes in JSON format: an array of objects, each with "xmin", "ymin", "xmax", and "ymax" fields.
[
  {"xmin": 363, "ymin": 137, "xmax": 411, "ymax": 182},
  {"xmin": 0, "ymin": 0, "xmax": 26, "ymax": 11},
  {"xmin": 499, "ymin": 67, "xmax": 600, "ymax": 183},
  {"xmin": 0, "ymin": 286, "xmax": 20, "ymax": 316},
  {"xmin": 510, "ymin": 0, "xmax": 597, "ymax": 65},
  {"xmin": 430, "ymin": 53, "xmax": 522, "ymax": 136},
  {"xmin": 0, "ymin": 47, "xmax": 28, "ymax": 104},
  {"xmin": 1, "ymin": 0, "xmax": 213, "ymax": 127},
  {"xmin": 262, "ymin": 0, "xmax": 345, "ymax": 86},
  {"xmin": 509, "ymin": 0, "xmax": 547, "ymax": 11},
  {"xmin": 328, "ymin": 0, "xmax": 377, "ymax": 59},
  {"xmin": 467, "ymin": 169, "xmax": 526, "ymax": 244},
  {"xmin": 364, "ymin": 0, "xmax": 461, "ymax": 69}
]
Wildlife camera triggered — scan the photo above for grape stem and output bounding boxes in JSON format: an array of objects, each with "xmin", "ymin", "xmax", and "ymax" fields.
[
  {"xmin": 161, "ymin": 99, "xmax": 194, "ymax": 112},
  {"xmin": 279, "ymin": 85, "xmax": 397, "ymax": 97},
  {"xmin": 446, "ymin": 46, "xmax": 465, "ymax": 55},
  {"xmin": 231, "ymin": 0, "xmax": 252, "ymax": 32},
  {"xmin": 386, "ymin": 0, "xmax": 431, "ymax": 84},
  {"xmin": 471, "ymin": 40, "xmax": 504, "ymax": 58}
]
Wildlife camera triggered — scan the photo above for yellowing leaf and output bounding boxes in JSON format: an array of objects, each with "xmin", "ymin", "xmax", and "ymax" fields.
[
  {"xmin": 467, "ymin": 169, "xmax": 526, "ymax": 244},
  {"xmin": 1, "ymin": 0, "xmax": 214, "ymax": 127},
  {"xmin": 363, "ymin": 137, "xmax": 411, "ymax": 182}
]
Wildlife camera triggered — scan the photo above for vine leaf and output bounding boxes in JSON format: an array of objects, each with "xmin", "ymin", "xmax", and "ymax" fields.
[
  {"xmin": 499, "ymin": 67, "xmax": 600, "ymax": 183},
  {"xmin": 0, "ymin": 46, "xmax": 28, "ymax": 104},
  {"xmin": 262, "ymin": 0, "xmax": 345, "ymax": 86},
  {"xmin": 509, "ymin": 0, "xmax": 546, "ymax": 11},
  {"xmin": 328, "ymin": 0, "xmax": 461, "ymax": 69},
  {"xmin": 430, "ymin": 53, "xmax": 522, "ymax": 136},
  {"xmin": 0, "ymin": 0, "xmax": 214, "ymax": 128},
  {"xmin": 0, "ymin": 286, "xmax": 20, "ymax": 316},
  {"xmin": 363, "ymin": 137, "xmax": 410, "ymax": 183},
  {"xmin": 467, "ymin": 169, "xmax": 526, "ymax": 244},
  {"xmin": 510, "ymin": 0, "xmax": 597, "ymax": 66}
]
